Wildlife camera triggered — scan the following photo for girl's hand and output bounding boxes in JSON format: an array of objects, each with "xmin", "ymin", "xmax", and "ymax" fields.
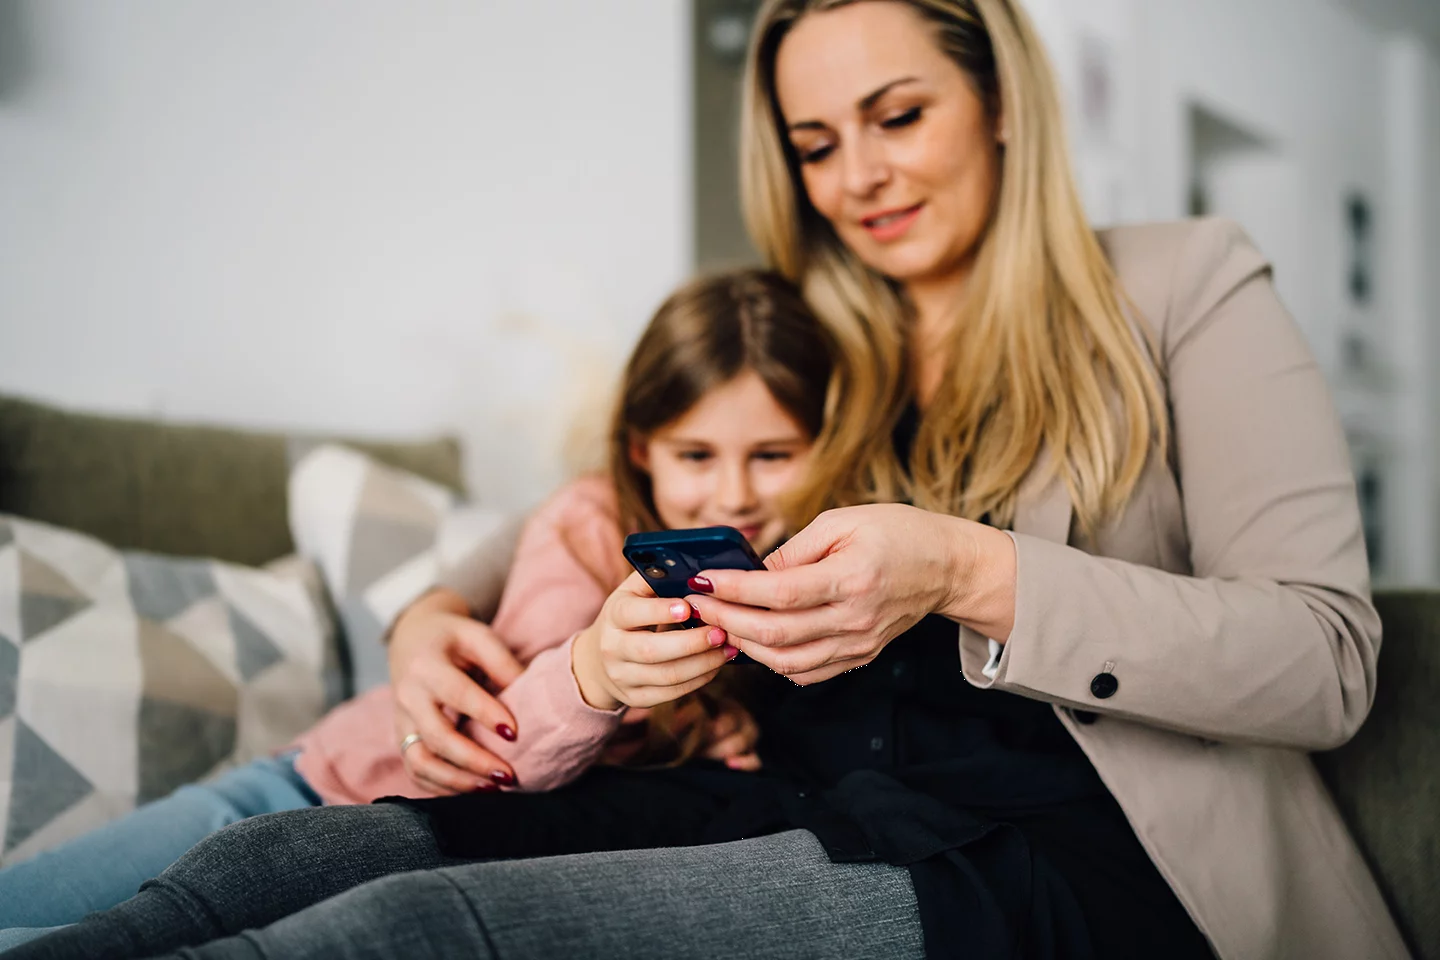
[
  {"xmin": 572, "ymin": 573, "xmax": 737, "ymax": 711},
  {"xmin": 702, "ymin": 700, "xmax": 762, "ymax": 771},
  {"xmin": 388, "ymin": 589, "xmax": 526, "ymax": 795},
  {"xmin": 688, "ymin": 504, "xmax": 1017, "ymax": 685}
]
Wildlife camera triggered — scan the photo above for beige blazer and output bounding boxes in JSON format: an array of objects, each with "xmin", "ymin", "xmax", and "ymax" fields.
[{"xmin": 964, "ymin": 217, "xmax": 1408, "ymax": 959}]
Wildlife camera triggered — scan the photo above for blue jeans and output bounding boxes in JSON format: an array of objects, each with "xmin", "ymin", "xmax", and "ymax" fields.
[{"xmin": 0, "ymin": 754, "xmax": 320, "ymax": 950}]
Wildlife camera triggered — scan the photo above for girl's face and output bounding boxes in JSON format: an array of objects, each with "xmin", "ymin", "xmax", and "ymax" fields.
[
  {"xmin": 773, "ymin": 1, "xmax": 1001, "ymax": 288},
  {"xmin": 632, "ymin": 369, "xmax": 814, "ymax": 553}
]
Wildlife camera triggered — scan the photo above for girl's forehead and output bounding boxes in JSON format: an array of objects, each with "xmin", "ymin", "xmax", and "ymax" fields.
[{"xmin": 651, "ymin": 372, "xmax": 810, "ymax": 442}]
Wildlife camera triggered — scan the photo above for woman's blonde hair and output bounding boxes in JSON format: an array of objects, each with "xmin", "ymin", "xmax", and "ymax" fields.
[{"xmin": 741, "ymin": 0, "xmax": 1166, "ymax": 534}]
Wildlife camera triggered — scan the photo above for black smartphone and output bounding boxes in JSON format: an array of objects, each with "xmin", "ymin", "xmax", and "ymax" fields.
[{"xmin": 622, "ymin": 526, "xmax": 764, "ymax": 658}]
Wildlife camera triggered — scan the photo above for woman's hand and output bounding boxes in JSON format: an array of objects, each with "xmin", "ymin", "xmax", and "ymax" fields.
[
  {"xmin": 688, "ymin": 504, "xmax": 1017, "ymax": 685},
  {"xmin": 388, "ymin": 588, "xmax": 526, "ymax": 795},
  {"xmin": 572, "ymin": 573, "xmax": 738, "ymax": 712},
  {"xmin": 702, "ymin": 699, "xmax": 762, "ymax": 771}
]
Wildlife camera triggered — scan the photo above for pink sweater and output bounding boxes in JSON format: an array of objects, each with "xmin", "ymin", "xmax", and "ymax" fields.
[{"xmin": 292, "ymin": 475, "xmax": 632, "ymax": 805}]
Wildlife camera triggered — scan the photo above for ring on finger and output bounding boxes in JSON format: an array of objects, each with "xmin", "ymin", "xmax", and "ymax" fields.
[{"xmin": 399, "ymin": 732, "xmax": 423, "ymax": 756}]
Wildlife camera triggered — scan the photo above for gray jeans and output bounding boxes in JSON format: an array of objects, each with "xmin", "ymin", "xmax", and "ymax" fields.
[{"xmin": 10, "ymin": 805, "xmax": 923, "ymax": 960}]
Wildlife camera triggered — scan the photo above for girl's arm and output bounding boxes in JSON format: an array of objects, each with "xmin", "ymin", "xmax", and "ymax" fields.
[{"xmin": 456, "ymin": 476, "xmax": 632, "ymax": 790}]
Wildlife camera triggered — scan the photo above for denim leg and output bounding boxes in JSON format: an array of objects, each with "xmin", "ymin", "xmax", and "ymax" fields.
[{"xmin": 0, "ymin": 754, "xmax": 318, "ymax": 944}]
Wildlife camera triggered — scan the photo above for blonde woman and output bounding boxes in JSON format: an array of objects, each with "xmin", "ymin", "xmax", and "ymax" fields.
[{"xmin": 12, "ymin": 3, "xmax": 1407, "ymax": 959}]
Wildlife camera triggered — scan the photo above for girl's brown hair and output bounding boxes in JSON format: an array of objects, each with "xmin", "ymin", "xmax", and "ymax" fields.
[
  {"xmin": 609, "ymin": 268, "xmax": 834, "ymax": 536},
  {"xmin": 600, "ymin": 268, "xmax": 834, "ymax": 768}
]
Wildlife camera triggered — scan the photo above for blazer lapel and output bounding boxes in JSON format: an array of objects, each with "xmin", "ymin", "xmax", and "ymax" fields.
[{"xmin": 1013, "ymin": 445, "xmax": 1073, "ymax": 545}]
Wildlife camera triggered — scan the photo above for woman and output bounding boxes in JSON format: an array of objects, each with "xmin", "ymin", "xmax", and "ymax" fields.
[{"xmin": 11, "ymin": 2, "xmax": 1407, "ymax": 958}]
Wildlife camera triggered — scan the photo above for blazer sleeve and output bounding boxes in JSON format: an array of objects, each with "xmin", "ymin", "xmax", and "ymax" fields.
[{"xmin": 970, "ymin": 218, "xmax": 1381, "ymax": 750}]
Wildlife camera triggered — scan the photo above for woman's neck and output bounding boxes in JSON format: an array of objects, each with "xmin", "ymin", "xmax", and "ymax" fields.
[{"xmin": 904, "ymin": 264, "xmax": 972, "ymax": 407}]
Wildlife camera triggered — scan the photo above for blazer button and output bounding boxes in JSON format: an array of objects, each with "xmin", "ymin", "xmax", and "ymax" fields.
[{"xmin": 1090, "ymin": 672, "xmax": 1119, "ymax": 699}]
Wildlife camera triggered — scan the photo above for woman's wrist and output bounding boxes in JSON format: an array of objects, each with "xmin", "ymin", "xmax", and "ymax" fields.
[
  {"xmin": 938, "ymin": 518, "xmax": 1018, "ymax": 643},
  {"xmin": 387, "ymin": 586, "xmax": 467, "ymax": 648},
  {"xmin": 571, "ymin": 626, "xmax": 623, "ymax": 711}
]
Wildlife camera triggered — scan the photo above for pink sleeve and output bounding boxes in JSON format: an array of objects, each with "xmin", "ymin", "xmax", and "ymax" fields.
[
  {"xmin": 459, "ymin": 475, "xmax": 630, "ymax": 790},
  {"xmin": 293, "ymin": 476, "xmax": 628, "ymax": 804}
]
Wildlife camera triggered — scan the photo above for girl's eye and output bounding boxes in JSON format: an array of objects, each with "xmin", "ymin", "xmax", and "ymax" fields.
[
  {"xmin": 677, "ymin": 450, "xmax": 712, "ymax": 463},
  {"xmin": 880, "ymin": 107, "xmax": 921, "ymax": 130},
  {"xmin": 752, "ymin": 451, "xmax": 794, "ymax": 463},
  {"xmin": 796, "ymin": 143, "xmax": 835, "ymax": 165}
]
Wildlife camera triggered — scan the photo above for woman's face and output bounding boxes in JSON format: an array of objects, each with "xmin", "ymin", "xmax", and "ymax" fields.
[
  {"xmin": 632, "ymin": 369, "xmax": 813, "ymax": 554},
  {"xmin": 774, "ymin": 1, "xmax": 1001, "ymax": 288}
]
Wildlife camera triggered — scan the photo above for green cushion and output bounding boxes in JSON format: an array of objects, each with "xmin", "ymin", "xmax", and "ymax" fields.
[
  {"xmin": 1316, "ymin": 590, "xmax": 1440, "ymax": 960},
  {"xmin": 0, "ymin": 393, "xmax": 465, "ymax": 566}
]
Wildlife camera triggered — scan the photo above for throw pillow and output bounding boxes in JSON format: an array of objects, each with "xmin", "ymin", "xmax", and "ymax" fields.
[
  {"xmin": 287, "ymin": 445, "xmax": 522, "ymax": 696},
  {"xmin": 0, "ymin": 517, "xmax": 335, "ymax": 864}
]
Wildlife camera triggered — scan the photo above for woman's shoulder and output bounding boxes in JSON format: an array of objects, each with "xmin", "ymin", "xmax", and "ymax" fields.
[{"xmin": 1097, "ymin": 217, "xmax": 1274, "ymax": 354}]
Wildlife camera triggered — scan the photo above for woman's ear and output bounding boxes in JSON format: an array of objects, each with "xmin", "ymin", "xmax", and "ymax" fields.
[{"xmin": 628, "ymin": 433, "xmax": 651, "ymax": 472}]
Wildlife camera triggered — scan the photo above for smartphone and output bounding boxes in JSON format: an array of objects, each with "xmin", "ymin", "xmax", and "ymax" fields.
[{"xmin": 622, "ymin": 526, "xmax": 764, "ymax": 654}]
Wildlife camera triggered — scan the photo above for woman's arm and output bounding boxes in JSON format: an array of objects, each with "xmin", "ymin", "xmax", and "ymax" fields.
[
  {"xmin": 953, "ymin": 218, "xmax": 1379, "ymax": 749},
  {"xmin": 694, "ymin": 219, "xmax": 1379, "ymax": 751}
]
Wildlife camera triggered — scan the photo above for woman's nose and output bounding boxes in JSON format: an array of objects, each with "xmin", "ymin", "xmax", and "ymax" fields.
[{"xmin": 841, "ymin": 137, "xmax": 889, "ymax": 197}]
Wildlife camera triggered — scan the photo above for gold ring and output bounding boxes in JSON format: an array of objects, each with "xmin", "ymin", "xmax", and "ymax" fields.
[{"xmin": 399, "ymin": 732, "xmax": 423, "ymax": 756}]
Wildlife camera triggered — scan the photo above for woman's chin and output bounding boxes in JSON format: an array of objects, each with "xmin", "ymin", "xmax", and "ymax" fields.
[{"xmin": 847, "ymin": 239, "xmax": 961, "ymax": 286}]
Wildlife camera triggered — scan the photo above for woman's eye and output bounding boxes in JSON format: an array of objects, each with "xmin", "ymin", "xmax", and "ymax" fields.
[
  {"xmin": 796, "ymin": 143, "xmax": 835, "ymax": 165},
  {"xmin": 880, "ymin": 107, "xmax": 921, "ymax": 130}
]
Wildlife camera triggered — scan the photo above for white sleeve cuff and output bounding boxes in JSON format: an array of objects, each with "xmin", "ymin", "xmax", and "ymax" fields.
[{"xmin": 982, "ymin": 638, "xmax": 1003, "ymax": 680}]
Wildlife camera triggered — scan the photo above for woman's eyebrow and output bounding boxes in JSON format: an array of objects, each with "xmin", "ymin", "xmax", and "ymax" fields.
[{"xmin": 787, "ymin": 77, "xmax": 921, "ymax": 132}]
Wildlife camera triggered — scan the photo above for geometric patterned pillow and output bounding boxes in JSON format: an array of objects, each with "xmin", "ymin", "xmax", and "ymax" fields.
[
  {"xmin": 0, "ymin": 516, "xmax": 335, "ymax": 865},
  {"xmin": 287, "ymin": 444, "xmax": 521, "ymax": 697}
]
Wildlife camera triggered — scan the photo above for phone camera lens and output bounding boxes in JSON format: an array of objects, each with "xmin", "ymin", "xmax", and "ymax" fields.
[{"xmin": 644, "ymin": 565, "xmax": 667, "ymax": 579}]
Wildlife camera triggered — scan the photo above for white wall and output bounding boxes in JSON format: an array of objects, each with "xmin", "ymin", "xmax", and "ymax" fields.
[
  {"xmin": 1380, "ymin": 39, "xmax": 1439, "ymax": 585},
  {"xmin": 0, "ymin": 1, "xmax": 691, "ymax": 511},
  {"xmin": 1136, "ymin": 0, "xmax": 1391, "ymax": 379}
]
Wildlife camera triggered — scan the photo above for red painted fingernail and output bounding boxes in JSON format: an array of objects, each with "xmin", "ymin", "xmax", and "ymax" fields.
[
  {"xmin": 723, "ymin": 644, "xmax": 739, "ymax": 660},
  {"xmin": 689, "ymin": 603, "xmax": 703, "ymax": 621},
  {"xmin": 475, "ymin": 781, "xmax": 500, "ymax": 792},
  {"xmin": 688, "ymin": 576, "xmax": 714, "ymax": 594},
  {"xmin": 708, "ymin": 627, "xmax": 727, "ymax": 648},
  {"xmin": 490, "ymin": 770, "xmax": 515, "ymax": 787},
  {"xmin": 670, "ymin": 601, "xmax": 691, "ymax": 620},
  {"xmin": 495, "ymin": 724, "xmax": 517, "ymax": 742}
]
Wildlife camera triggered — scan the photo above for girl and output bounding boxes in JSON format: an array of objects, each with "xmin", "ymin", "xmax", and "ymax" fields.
[{"xmin": 0, "ymin": 267, "xmax": 831, "ymax": 949}]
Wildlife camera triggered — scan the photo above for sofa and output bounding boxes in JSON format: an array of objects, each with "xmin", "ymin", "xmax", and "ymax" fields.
[{"xmin": 1, "ymin": 392, "xmax": 1435, "ymax": 958}]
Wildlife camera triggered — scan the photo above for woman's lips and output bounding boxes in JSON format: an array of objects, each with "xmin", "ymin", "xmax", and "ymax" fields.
[{"xmin": 861, "ymin": 202, "xmax": 923, "ymax": 242}]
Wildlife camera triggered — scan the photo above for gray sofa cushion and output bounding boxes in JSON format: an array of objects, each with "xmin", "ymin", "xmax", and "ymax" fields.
[
  {"xmin": 1316, "ymin": 590, "xmax": 1440, "ymax": 960},
  {"xmin": 0, "ymin": 393, "xmax": 465, "ymax": 567}
]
